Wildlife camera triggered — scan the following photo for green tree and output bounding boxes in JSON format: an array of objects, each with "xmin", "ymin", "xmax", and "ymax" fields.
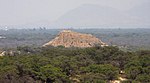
[
  {"xmin": 39, "ymin": 64, "xmax": 69, "ymax": 83},
  {"xmin": 81, "ymin": 64, "xmax": 119, "ymax": 80}
]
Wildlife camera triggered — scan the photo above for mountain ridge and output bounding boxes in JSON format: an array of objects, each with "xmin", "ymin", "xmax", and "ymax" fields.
[{"xmin": 50, "ymin": 4, "xmax": 150, "ymax": 28}]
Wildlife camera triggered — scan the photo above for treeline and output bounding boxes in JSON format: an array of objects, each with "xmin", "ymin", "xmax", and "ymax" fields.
[{"xmin": 0, "ymin": 46, "xmax": 150, "ymax": 83}]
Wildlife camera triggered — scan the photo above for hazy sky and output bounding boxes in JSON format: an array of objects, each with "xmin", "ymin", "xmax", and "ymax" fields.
[{"xmin": 0, "ymin": 0, "xmax": 149, "ymax": 26}]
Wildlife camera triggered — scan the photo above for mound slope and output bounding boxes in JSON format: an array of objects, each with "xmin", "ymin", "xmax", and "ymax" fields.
[{"xmin": 43, "ymin": 30, "xmax": 107, "ymax": 47}]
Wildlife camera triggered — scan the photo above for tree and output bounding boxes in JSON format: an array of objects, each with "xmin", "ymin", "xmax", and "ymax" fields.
[
  {"xmin": 81, "ymin": 64, "xmax": 119, "ymax": 81},
  {"xmin": 39, "ymin": 64, "xmax": 69, "ymax": 83}
]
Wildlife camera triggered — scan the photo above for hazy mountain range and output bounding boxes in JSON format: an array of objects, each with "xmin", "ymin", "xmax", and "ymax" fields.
[
  {"xmin": 2, "ymin": 2, "xmax": 150, "ymax": 29},
  {"xmin": 50, "ymin": 3, "xmax": 150, "ymax": 28},
  {"xmin": 129, "ymin": 2, "xmax": 150, "ymax": 21}
]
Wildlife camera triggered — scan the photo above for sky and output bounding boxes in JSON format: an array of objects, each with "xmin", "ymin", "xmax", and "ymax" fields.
[{"xmin": 0, "ymin": 0, "xmax": 149, "ymax": 27}]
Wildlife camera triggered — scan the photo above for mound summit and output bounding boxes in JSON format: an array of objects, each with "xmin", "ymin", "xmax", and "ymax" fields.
[{"xmin": 43, "ymin": 30, "xmax": 108, "ymax": 47}]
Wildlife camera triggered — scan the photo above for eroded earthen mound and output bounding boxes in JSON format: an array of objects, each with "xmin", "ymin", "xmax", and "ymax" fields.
[{"xmin": 43, "ymin": 30, "xmax": 108, "ymax": 47}]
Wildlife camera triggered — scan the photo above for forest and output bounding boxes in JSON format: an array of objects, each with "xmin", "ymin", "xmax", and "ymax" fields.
[{"xmin": 0, "ymin": 46, "xmax": 150, "ymax": 83}]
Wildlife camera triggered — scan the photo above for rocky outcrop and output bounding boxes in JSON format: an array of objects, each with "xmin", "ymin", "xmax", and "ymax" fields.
[{"xmin": 43, "ymin": 30, "xmax": 108, "ymax": 48}]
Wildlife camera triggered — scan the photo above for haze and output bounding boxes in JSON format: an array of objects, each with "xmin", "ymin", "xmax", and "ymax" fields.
[{"xmin": 0, "ymin": 0, "xmax": 150, "ymax": 28}]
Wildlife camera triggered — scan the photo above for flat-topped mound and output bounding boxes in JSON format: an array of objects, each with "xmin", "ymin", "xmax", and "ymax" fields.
[{"xmin": 43, "ymin": 30, "xmax": 108, "ymax": 47}]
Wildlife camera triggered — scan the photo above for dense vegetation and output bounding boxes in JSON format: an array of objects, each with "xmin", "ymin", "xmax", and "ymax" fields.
[
  {"xmin": 0, "ymin": 29, "xmax": 150, "ymax": 50},
  {"xmin": 0, "ymin": 46, "xmax": 150, "ymax": 83}
]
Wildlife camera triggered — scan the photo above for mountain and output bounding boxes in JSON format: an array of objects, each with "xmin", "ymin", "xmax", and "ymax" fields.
[
  {"xmin": 128, "ymin": 1, "xmax": 150, "ymax": 23},
  {"xmin": 51, "ymin": 4, "xmax": 146, "ymax": 28},
  {"xmin": 43, "ymin": 30, "xmax": 107, "ymax": 47}
]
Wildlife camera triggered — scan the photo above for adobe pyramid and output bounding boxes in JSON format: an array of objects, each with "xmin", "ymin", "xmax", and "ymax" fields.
[{"xmin": 43, "ymin": 30, "xmax": 108, "ymax": 47}]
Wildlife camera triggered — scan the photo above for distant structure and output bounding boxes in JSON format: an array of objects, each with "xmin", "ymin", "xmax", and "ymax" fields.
[
  {"xmin": 43, "ymin": 30, "xmax": 108, "ymax": 48},
  {"xmin": 0, "ymin": 51, "xmax": 6, "ymax": 56}
]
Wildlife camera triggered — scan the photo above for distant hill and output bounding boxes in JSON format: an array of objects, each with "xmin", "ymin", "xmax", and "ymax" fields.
[
  {"xmin": 128, "ymin": 1, "xmax": 150, "ymax": 23},
  {"xmin": 7, "ymin": 3, "xmax": 150, "ymax": 29},
  {"xmin": 51, "ymin": 4, "xmax": 149, "ymax": 28},
  {"xmin": 43, "ymin": 30, "xmax": 107, "ymax": 47}
]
